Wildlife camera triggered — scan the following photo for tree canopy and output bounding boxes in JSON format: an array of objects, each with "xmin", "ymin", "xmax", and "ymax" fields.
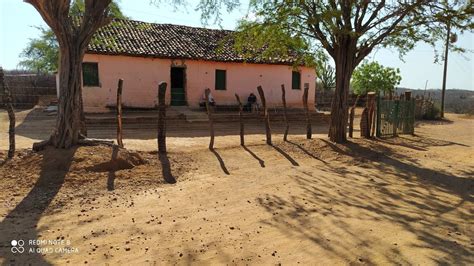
[
  {"xmin": 227, "ymin": 0, "xmax": 473, "ymax": 142},
  {"xmin": 351, "ymin": 61, "xmax": 401, "ymax": 96},
  {"xmin": 19, "ymin": 0, "xmax": 126, "ymax": 73}
]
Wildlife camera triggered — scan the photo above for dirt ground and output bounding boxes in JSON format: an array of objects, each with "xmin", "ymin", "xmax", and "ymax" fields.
[{"xmin": 0, "ymin": 109, "xmax": 473, "ymax": 265}]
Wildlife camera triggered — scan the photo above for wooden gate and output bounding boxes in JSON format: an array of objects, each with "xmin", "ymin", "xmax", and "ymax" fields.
[{"xmin": 376, "ymin": 96, "xmax": 415, "ymax": 137}]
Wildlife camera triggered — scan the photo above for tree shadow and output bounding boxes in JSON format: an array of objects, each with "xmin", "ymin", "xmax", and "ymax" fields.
[
  {"xmin": 254, "ymin": 139, "xmax": 473, "ymax": 264},
  {"xmin": 210, "ymin": 149, "xmax": 230, "ymax": 175},
  {"xmin": 286, "ymin": 140, "xmax": 327, "ymax": 164},
  {"xmin": 0, "ymin": 146, "xmax": 76, "ymax": 265},
  {"xmin": 107, "ymin": 146, "xmax": 119, "ymax": 191},
  {"xmin": 159, "ymin": 152, "xmax": 177, "ymax": 184},
  {"xmin": 377, "ymin": 135, "xmax": 470, "ymax": 151},
  {"xmin": 271, "ymin": 145, "xmax": 299, "ymax": 166},
  {"xmin": 242, "ymin": 145, "xmax": 265, "ymax": 168}
]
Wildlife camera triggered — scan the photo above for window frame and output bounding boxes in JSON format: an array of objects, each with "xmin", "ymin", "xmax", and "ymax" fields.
[
  {"xmin": 292, "ymin": 71, "xmax": 301, "ymax": 90},
  {"xmin": 82, "ymin": 62, "xmax": 100, "ymax": 87},
  {"xmin": 215, "ymin": 69, "xmax": 227, "ymax": 91}
]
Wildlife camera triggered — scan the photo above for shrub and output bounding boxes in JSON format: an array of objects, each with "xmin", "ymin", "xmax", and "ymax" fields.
[{"xmin": 423, "ymin": 102, "xmax": 441, "ymax": 120}]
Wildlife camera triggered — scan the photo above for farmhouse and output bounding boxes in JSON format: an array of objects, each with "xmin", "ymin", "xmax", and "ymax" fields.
[{"xmin": 79, "ymin": 19, "xmax": 316, "ymax": 112}]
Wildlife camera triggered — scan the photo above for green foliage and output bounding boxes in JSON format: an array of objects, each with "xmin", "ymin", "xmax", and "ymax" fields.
[
  {"xmin": 19, "ymin": 0, "xmax": 126, "ymax": 73},
  {"xmin": 19, "ymin": 27, "xmax": 59, "ymax": 73},
  {"xmin": 423, "ymin": 102, "xmax": 441, "ymax": 120},
  {"xmin": 316, "ymin": 58, "xmax": 335, "ymax": 92},
  {"xmin": 217, "ymin": 1, "xmax": 473, "ymax": 70},
  {"xmin": 70, "ymin": 0, "xmax": 127, "ymax": 19},
  {"xmin": 351, "ymin": 61, "xmax": 401, "ymax": 96},
  {"xmin": 232, "ymin": 20, "xmax": 315, "ymax": 67}
]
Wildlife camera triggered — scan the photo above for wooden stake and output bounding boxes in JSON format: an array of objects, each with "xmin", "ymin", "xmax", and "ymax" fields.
[
  {"xmin": 257, "ymin": 86, "xmax": 271, "ymax": 145},
  {"xmin": 235, "ymin": 93, "xmax": 244, "ymax": 146},
  {"xmin": 157, "ymin": 82, "xmax": 167, "ymax": 153},
  {"xmin": 367, "ymin": 92, "xmax": 376, "ymax": 137},
  {"xmin": 349, "ymin": 107, "xmax": 355, "ymax": 138},
  {"xmin": 281, "ymin": 84, "xmax": 289, "ymax": 141},
  {"xmin": 348, "ymin": 95, "xmax": 359, "ymax": 138},
  {"xmin": 0, "ymin": 68, "xmax": 15, "ymax": 158},
  {"xmin": 303, "ymin": 83, "xmax": 312, "ymax": 139},
  {"xmin": 205, "ymin": 88, "xmax": 215, "ymax": 149},
  {"xmin": 116, "ymin": 79, "xmax": 124, "ymax": 148}
]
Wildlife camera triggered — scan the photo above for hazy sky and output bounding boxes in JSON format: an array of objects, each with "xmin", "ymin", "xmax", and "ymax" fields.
[{"xmin": 1, "ymin": 0, "xmax": 473, "ymax": 90}]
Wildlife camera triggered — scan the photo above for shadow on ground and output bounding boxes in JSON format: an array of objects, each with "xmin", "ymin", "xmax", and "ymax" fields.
[
  {"xmin": 255, "ymin": 139, "xmax": 473, "ymax": 264},
  {"xmin": 0, "ymin": 147, "xmax": 76, "ymax": 265}
]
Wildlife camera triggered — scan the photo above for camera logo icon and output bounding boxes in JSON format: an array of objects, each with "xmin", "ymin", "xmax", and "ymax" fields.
[{"xmin": 11, "ymin": 240, "xmax": 25, "ymax": 254}]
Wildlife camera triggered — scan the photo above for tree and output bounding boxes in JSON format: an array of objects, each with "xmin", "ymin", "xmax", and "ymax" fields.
[
  {"xmin": 228, "ymin": 1, "xmax": 472, "ymax": 143},
  {"xmin": 25, "ymin": 0, "xmax": 113, "ymax": 149},
  {"xmin": 351, "ymin": 61, "xmax": 401, "ymax": 96},
  {"xmin": 430, "ymin": 1, "xmax": 473, "ymax": 118},
  {"xmin": 19, "ymin": 27, "xmax": 59, "ymax": 73},
  {"xmin": 20, "ymin": 0, "xmax": 126, "ymax": 74},
  {"xmin": 316, "ymin": 58, "xmax": 335, "ymax": 92}
]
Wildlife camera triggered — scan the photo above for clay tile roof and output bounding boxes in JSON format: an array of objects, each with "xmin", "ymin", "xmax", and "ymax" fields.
[{"xmin": 87, "ymin": 19, "xmax": 296, "ymax": 65}]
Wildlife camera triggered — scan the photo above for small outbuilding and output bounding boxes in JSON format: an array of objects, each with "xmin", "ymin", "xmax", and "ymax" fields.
[{"xmin": 80, "ymin": 19, "xmax": 316, "ymax": 112}]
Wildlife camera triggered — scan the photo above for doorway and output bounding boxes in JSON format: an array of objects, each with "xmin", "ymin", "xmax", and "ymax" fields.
[{"xmin": 170, "ymin": 67, "xmax": 186, "ymax": 106}]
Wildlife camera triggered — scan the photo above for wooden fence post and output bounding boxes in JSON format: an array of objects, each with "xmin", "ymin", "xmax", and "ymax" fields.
[
  {"xmin": 303, "ymin": 83, "xmax": 312, "ymax": 139},
  {"xmin": 368, "ymin": 92, "xmax": 376, "ymax": 137},
  {"xmin": 0, "ymin": 68, "xmax": 15, "ymax": 158},
  {"xmin": 157, "ymin": 82, "xmax": 167, "ymax": 153},
  {"xmin": 348, "ymin": 95, "xmax": 360, "ymax": 138},
  {"xmin": 205, "ymin": 88, "xmax": 215, "ymax": 150},
  {"xmin": 281, "ymin": 84, "xmax": 289, "ymax": 141},
  {"xmin": 235, "ymin": 94, "xmax": 244, "ymax": 146},
  {"xmin": 257, "ymin": 86, "xmax": 272, "ymax": 145},
  {"xmin": 116, "ymin": 79, "xmax": 124, "ymax": 148}
]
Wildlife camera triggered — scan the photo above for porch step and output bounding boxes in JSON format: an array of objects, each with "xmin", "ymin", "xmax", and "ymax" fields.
[{"xmin": 85, "ymin": 107, "xmax": 330, "ymax": 125}]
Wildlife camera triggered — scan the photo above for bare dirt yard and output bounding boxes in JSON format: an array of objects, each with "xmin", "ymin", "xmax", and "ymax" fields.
[{"xmin": 0, "ymin": 109, "xmax": 473, "ymax": 265}]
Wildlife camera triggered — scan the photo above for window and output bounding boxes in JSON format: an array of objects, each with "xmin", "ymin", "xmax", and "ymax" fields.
[
  {"xmin": 292, "ymin": 71, "xmax": 301, "ymax": 90},
  {"xmin": 215, "ymin": 69, "xmax": 226, "ymax": 90},
  {"xmin": 82, "ymin": 62, "xmax": 99, "ymax": 87}
]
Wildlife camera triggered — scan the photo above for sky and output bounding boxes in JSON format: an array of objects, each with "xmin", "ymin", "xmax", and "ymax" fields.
[{"xmin": 0, "ymin": 0, "xmax": 473, "ymax": 90}]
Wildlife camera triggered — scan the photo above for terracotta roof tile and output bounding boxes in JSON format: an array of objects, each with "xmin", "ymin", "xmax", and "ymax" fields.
[{"xmin": 87, "ymin": 19, "xmax": 295, "ymax": 65}]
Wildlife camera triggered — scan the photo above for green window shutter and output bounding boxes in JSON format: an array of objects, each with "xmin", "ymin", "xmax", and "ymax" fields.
[
  {"xmin": 292, "ymin": 71, "xmax": 301, "ymax": 90},
  {"xmin": 215, "ymin": 69, "xmax": 226, "ymax": 90},
  {"xmin": 82, "ymin": 62, "xmax": 99, "ymax": 87}
]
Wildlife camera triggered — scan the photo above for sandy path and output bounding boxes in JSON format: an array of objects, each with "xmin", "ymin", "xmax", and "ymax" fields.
[{"xmin": 0, "ymin": 111, "xmax": 473, "ymax": 265}]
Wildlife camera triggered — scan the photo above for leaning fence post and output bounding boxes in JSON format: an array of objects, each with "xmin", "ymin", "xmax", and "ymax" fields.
[
  {"xmin": 116, "ymin": 79, "xmax": 124, "ymax": 148},
  {"xmin": 303, "ymin": 83, "xmax": 312, "ymax": 139},
  {"xmin": 235, "ymin": 93, "xmax": 244, "ymax": 146},
  {"xmin": 257, "ymin": 86, "xmax": 271, "ymax": 145},
  {"xmin": 205, "ymin": 88, "xmax": 215, "ymax": 149},
  {"xmin": 0, "ymin": 68, "xmax": 15, "ymax": 158},
  {"xmin": 157, "ymin": 82, "xmax": 167, "ymax": 153},
  {"xmin": 281, "ymin": 84, "xmax": 289, "ymax": 141},
  {"xmin": 367, "ymin": 92, "xmax": 376, "ymax": 137}
]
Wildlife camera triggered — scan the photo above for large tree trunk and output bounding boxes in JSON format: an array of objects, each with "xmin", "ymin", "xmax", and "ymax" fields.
[
  {"xmin": 329, "ymin": 38, "xmax": 357, "ymax": 143},
  {"xmin": 52, "ymin": 43, "xmax": 86, "ymax": 148},
  {"xmin": 25, "ymin": 0, "xmax": 112, "ymax": 150}
]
